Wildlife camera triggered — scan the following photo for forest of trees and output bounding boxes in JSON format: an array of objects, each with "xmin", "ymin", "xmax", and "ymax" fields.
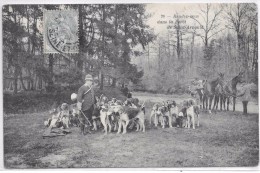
[
  {"xmin": 3, "ymin": 4, "xmax": 155, "ymax": 94},
  {"xmin": 3, "ymin": 3, "xmax": 258, "ymax": 95},
  {"xmin": 133, "ymin": 3, "xmax": 258, "ymax": 94}
]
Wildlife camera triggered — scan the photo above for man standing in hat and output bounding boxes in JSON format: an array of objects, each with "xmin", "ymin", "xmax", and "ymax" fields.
[{"xmin": 77, "ymin": 74, "xmax": 96, "ymax": 135}]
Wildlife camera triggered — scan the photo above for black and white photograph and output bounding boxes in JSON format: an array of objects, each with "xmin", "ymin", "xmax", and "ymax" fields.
[{"xmin": 2, "ymin": 2, "xmax": 259, "ymax": 169}]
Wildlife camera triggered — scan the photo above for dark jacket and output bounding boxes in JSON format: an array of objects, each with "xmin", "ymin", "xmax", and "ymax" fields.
[{"xmin": 77, "ymin": 84, "xmax": 95, "ymax": 111}]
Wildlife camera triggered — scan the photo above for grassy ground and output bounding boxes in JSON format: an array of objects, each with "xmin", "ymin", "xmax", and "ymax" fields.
[{"xmin": 3, "ymin": 93, "xmax": 259, "ymax": 168}]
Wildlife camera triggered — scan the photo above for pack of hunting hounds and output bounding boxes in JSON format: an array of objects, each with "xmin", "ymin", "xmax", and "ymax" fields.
[
  {"xmin": 44, "ymin": 93, "xmax": 200, "ymax": 136},
  {"xmin": 44, "ymin": 71, "xmax": 258, "ymax": 136}
]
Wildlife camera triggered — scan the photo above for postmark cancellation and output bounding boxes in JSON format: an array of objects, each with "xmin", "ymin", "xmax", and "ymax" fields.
[{"xmin": 43, "ymin": 10, "xmax": 79, "ymax": 54}]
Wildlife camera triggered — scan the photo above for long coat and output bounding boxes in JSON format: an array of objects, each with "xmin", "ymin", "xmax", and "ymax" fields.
[{"xmin": 77, "ymin": 84, "xmax": 95, "ymax": 111}]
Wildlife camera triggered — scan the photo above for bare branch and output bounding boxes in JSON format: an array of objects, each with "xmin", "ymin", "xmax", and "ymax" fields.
[
  {"xmin": 208, "ymin": 28, "xmax": 226, "ymax": 39},
  {"xmin": 225, "ymin": 5, "xmax": 239, "ymax": 32},
  {"xmin": 199, "ymin": 4, "xmax": 207, "ymax": 14},
  {"xmin": 190, "ymin": 16, "xmax": 206, "ymax": 32},
  {"xmin": 225, "ymin": 24, "xmax": 235, "ymax": 30},
  {"xmin": 208, "ymin": 8, "xmax": 223, "ymax": 32}
]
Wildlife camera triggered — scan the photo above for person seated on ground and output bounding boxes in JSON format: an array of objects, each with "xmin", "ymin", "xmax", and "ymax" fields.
[
  {"xmin": 45, "ymin": 103, "xmax": 71, "ymax": 129},
  {"xmin": 45, "ymin": 109, "xmax": 61, "ymax": 128}
]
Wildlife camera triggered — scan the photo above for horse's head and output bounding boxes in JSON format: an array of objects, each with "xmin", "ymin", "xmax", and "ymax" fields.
[
  {"xmin": 202, "ymin": 79, "xmax": 208, "ymax": 88},
  {"xmin": 230, "ymin": 71, "xmax": 246, "ymax": 91},
  {"xmin": 217, "ymin": 72, "xmax": 225, "ymax": 86},
  {"xmin": 237, "ymin": 71, "xmax": 245, "ymax": 83},
  {"xmin": 233, "ymin": 71, "xmax": 246, "ymax": 85}
]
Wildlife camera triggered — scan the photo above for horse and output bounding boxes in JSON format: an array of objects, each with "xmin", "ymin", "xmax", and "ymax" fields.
[
  {"xmin": 202, "ymin": 73, "xmax": 224, "ymax": 113},
  {"xmin": 221, "ymin": 71, "xmax": 245, "ymax": 111},
  {"xmin": 189, "ymin": 73, "xmax": 224, "ymax": 112},
  {"xmin": 213, "ymin": 82, "xmax": 231, "ymax": 111}
]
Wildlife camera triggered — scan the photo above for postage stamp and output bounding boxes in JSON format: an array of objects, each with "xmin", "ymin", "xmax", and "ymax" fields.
[{"xmin": 43, "ymin": 10, "xmax": 79, "ymax": 54}]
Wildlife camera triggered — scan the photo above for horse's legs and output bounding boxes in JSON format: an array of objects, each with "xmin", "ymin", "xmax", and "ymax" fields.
[
  {"xmin": 206, "ymin": 96, "xmax": 208, "ymax": 110},
  {"xmin": 222, "ymin": 95, "xmax": 225, "ymax": 110},
  {"xmin": 227, "ymin": 97, "xmax": 229, "ymax": 111},
  {"xmin": 213, "ymin": 95, "xmax": 217, "ymax": 110},
  {"xmin": 213, "ymin": 95, "xmax": 219, "ymax": 110},
  {"xmin": 212, "ymin": 96, "xmax": 217, "ymax": 109},
  {"xmin": 220, "ymin": 95, "xmax": 222, "ymax": 111},
  {"xmin": 209, "ymin": 95, "xmax": 214, "ymax": 111},
  {"xmin": 216, "ymin": 95, "xmax": 219, "ymax": 110},
  {"xmin": 202, "ymin": 96, "xmax": 205, "ymax": 109},
  {"xmin": 200, "ymin": 94, "xmax": 203, "ymax": 109},
  {"xmin": 233, "ymin": 97, "xmax": 236, "ymax": 112},
  {"xmin": 203, "ymin": 96, "xmax": 207, "ymax": 110},
  {"xmin": 222, "ymin": 96, "xmax": 226, "ymax": 110}
]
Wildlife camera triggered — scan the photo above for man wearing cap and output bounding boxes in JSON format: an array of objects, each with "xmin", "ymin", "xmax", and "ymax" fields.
[{"xmin": 77, "ymin": 74, "xmax": 96, "ymax": 135}]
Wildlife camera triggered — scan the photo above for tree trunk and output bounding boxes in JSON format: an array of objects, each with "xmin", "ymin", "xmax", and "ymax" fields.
[
  {"xmin": 112, "ymin": 78, "xmax": 116, "ymax": 87},
  {"xmin": 99, "ymin": 5, "xmax": 105, "ymax": 90},
  {"xmin": 176, "ymin": 23, "xmax": 180, "ymax": 59},
  {"xmin": 33, "ymin": 75, "xmax": 38, "ymax": 90},
  {"xmin": 121, "ymin": 6, "xmax": 131, "ymax": 85},
  {"xmin": 26, "ymin": 5, "xmax": 31, "ymax": 53},
  {"xmin": 13, "ymin": 66, "xmax": 18, "ymax": 94},
  {"xmin": 253, "ymin": 28, "xmax": 258, "ymax": 79},
  {"xmin": 28, "ymin": 69, "xmax": 34, "ymax": 90},
  {"xmin": 8, "ymin": 81, "xmax": 13, "ymax": 91},
  {"xmin": 190, "ymin": 32, "xmax": 195, "ymax": 68},
  {"xmin": 158, "ymin": 42, "xmax": 161, "ymax": 72},
  {"xmin": 77, "ymin": 5, "xmax": 84, "ymax": 72},
  {"xmin": 38, "ymin": 75, "xmax": 42, "ymax": 89},
  {"xmin": 147, "ymin": 43, "xmax": 150, "ymax": 70},
  {"xmin": 48, "ymin": 54, "xmax": 54, "ymax": 87},
  {"xmin": 32, "ymin": 10, "xmax": 37, "ymax": 54},
  {"xmin": 100, "ymin": 71, "xmax": 104, "ymax": 90},
  {"xmin": 237, "ymin": 31, "xmax": 248, "ymax": 79},
  {"xmin": 111, "ymin": 4, "xmax": 118, "ymax": 88}
]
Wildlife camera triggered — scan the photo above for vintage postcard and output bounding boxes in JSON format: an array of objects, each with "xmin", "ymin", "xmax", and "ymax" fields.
[{"xmin": 2, "ymin": 2, "xmax": 259, "ymax": 169}]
